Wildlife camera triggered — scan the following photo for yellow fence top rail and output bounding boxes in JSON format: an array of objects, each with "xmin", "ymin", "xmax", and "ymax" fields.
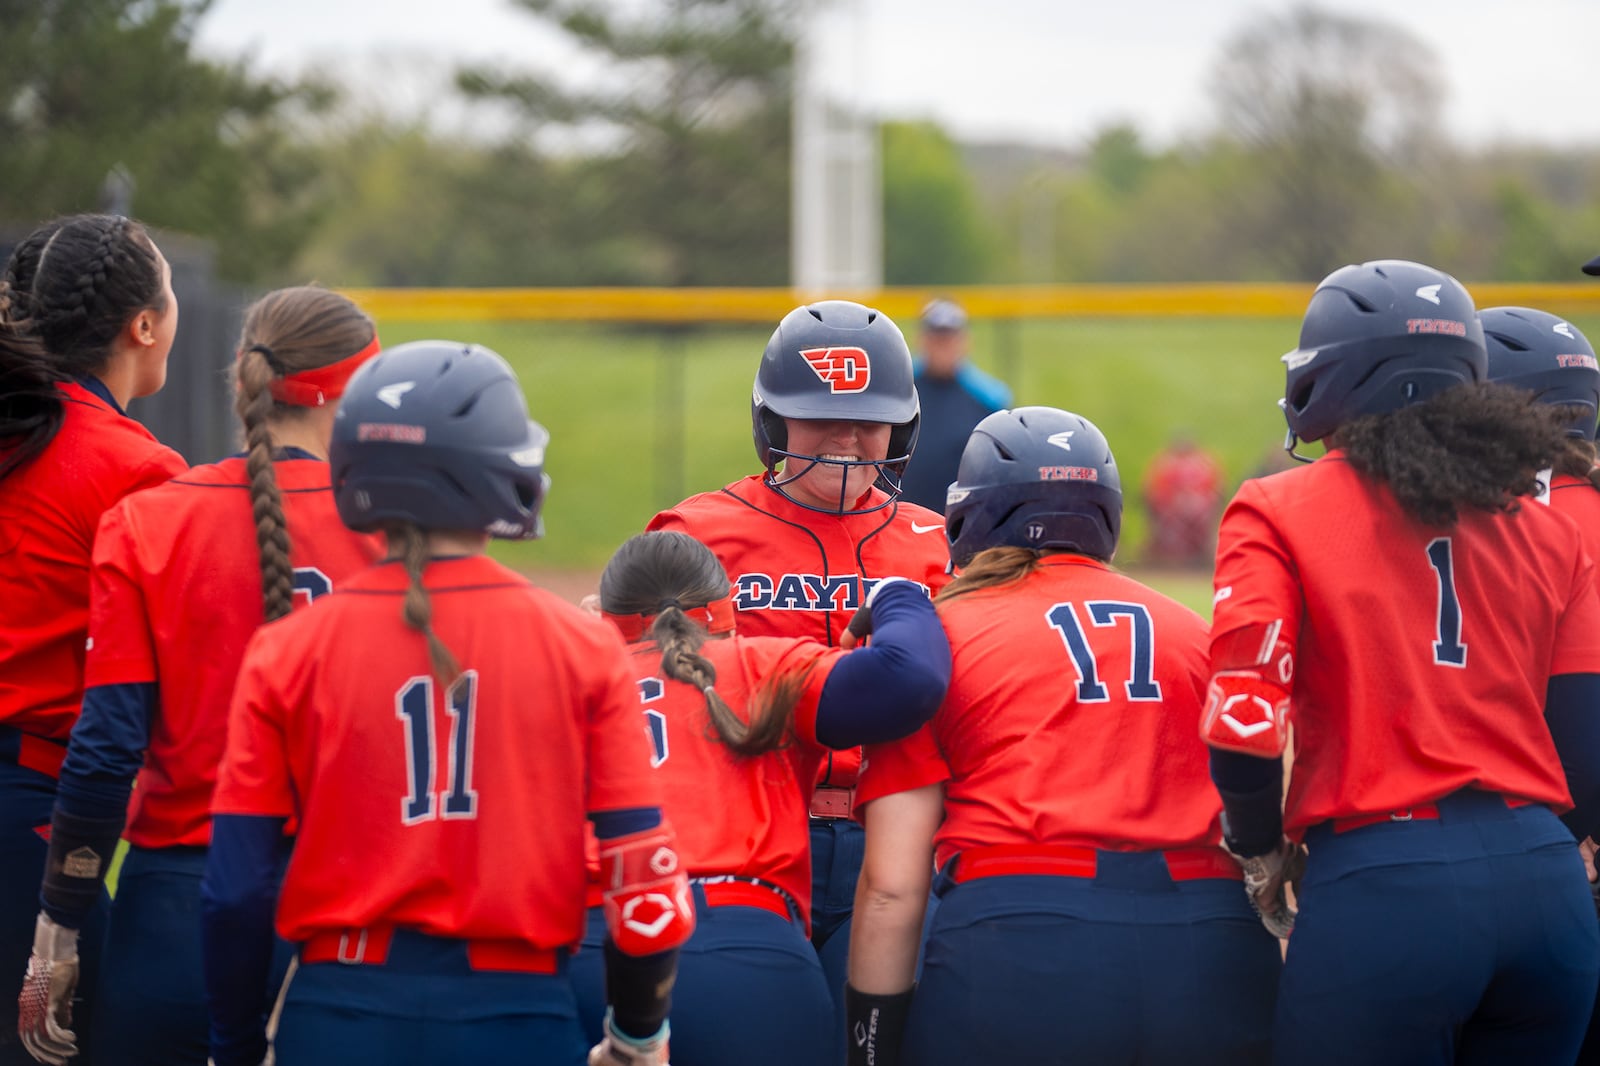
[{"xmin": 339, "ymin": 284, "xmax": 1600, "ymax": 324}]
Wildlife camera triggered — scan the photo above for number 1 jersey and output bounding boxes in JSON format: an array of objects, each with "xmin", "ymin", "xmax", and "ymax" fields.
[{"xmin": 1213, "ymin": 453, "xmax": 1600, "ymax": 835}]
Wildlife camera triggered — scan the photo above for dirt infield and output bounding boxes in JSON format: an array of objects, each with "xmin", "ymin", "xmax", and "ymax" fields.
[{"xmin": 523, "ymin": 567, "xmax": 602, "ymax": 606}]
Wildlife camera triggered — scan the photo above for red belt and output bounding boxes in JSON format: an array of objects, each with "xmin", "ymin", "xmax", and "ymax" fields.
[
  {"xmin": 1331, "ymin": 796, "xmax": 1532, "ymax": 835},
  {"xmin": 810, "ymin": 786, "xmax": 854, "ymax": 820},
  {"xmin": 696, "ymin": 878, "xmax": 795, "ymax": 921},
  {"xmin": 950, "ymin": 844, "xmax": 1243, "ymax": 884},
  {"xmin": 2, "ymin": 732, "xmax": 68, "ymax": 780},
  {"xmin": 300, "ymin": 927, "xmax": 561, "ymax": 974}
]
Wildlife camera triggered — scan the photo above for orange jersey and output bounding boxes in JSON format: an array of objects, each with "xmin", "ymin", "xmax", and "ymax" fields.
[
  {"xmin": 1544, "ymin": 472, "xmax": 1600, "ymax": 575},
  {"xmin": 0, "ymin": 381, "xmax": 185, "ymax": 739},
  {"xmin": 213, "ymin": 555, "xmax": 661, "ymax": 949},
  {"xmin": 857, "ymin": 556, "xmax": 1217, "ymax": 871},
  {"xmin": 1213, "ymin": 454, "xmax": 1600, "ymax": 836},
  {"xmin": 85, "ymin": 457, "xmax": 383, "ymax": 847},
  {"xmin": 648, "ymin": 475, "xmax": 950, "ymax": 788},
  {"xmin": 606, "ymin": 636, "xmax": 845, "ymax": 931}
]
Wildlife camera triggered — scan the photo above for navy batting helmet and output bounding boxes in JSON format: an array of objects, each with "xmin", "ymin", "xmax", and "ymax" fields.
[
  {"xmin": 944, "ymin": 407, "xmax": 1122, "ymax": 569},
  {"xmin": 1281, "ymin": 260, "xmax": 1486, "ymax": 446},
  {"xmin": 330, "ymin": 340, "xmax": 550, "ymax": 538},
  {"xmin": 752, "ymin": 300, "xmax": 920, "ymax": 513},
  {"xmin": 1481, "ymin": 306, "xmax": 1600, "ymax": 441}
]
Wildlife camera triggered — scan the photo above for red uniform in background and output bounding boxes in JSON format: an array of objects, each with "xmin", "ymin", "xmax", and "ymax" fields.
[
  {"xmin": 86, "ymin": 456, "xmax": 381, "ymax": 847},
  {"xmin": 857, "ymin": 555, "xmax": 1221, "ymax": 868},
  {"xmin": 214, "ymin": 556, "xmax": 661, "ymax": 949},
  {"xmin": 1544, "ymin": 472, "xmax": 1600, "ymax": 570},
  {"xmin": 0, "ymin": 381, "xmax": 185, "ymax": 740},
  {"xmin": 1213, "ymin": 455, "xmax": 1600, "ymax": 836}
]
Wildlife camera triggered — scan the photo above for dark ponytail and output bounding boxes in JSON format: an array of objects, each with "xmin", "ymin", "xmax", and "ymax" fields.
[
  {"xmin": 601, "ymin": 531, "xmax": 809, "ymax": 757},
  {"xmin": 1334, "ymin": 383, "xmax": 1571, "ymax": 528},
  {"xmin": 0, "ymin": 214, "xmax": 165, "ymax": 481}
]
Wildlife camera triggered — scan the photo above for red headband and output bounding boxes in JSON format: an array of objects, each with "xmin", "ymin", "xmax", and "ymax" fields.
[
  {"xmin": 602, "ymin": 595, "xmax": 737, "ymax": 644},
  {"xmin": 255, "ymin": 334, "xmax": 382, "ymax": 408}
]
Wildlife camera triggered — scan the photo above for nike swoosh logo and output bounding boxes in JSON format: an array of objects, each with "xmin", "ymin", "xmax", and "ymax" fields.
[{"xmin": 910, "ymin": 522, "xmax": 944, "ymax": 534}]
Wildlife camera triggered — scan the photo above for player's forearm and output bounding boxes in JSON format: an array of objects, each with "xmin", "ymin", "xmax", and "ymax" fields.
[
  {"xmin": 850, "ymin": 785, "xmax": 940, "ymax": 993},
  {"xmin": 1546, "ymin": 673, "xmax": 1600, "ymax": 840},
  {"xmin": 42, "ymin": 681, "xmax": 155, "ymax": 926},
  {"xmin": 1209, "ymin": 747, "xmax": 1285, "ymax": 857},
  {"xmin": 816, "ymin": 581, "xmax": 951, "ymax": 748},
  {"xmin": 847, "ymin": 876, "xmax": 924, "ymax": 994},
  {"xmin": 201, "ymin": 814, "xmax": 285, "ymax": 1066}
]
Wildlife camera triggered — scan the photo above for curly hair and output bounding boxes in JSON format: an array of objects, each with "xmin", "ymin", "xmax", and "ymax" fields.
[{"xmin": 1334, "ymin": 383, "xmax": 1572, "ymax": 528}]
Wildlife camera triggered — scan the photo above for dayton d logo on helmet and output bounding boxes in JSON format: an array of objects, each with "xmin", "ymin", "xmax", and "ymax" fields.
[{"xmin": 799, "ymin": 346, "xmax": 872, "ymax": 393}]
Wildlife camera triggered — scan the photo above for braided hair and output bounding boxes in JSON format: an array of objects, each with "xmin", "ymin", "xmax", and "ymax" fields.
[
  {"xmin": 390, "ymin": 522, "xmax": 462, "ymax": 689},
  {"xmin": 0, "ymin": 214, "xmax": 165, "ymax": 480},
  {"xmin": 233, "ymin": 287, "xmax": 375, "ymax": 621},
  {"xmin": 600, "ymin": 531, "xmax": 808, "ymax": 757}
]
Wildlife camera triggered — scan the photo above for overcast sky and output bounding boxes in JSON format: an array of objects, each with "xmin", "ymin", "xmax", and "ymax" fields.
[{"xmin": 196, "ymin": 0, "xmax": 1600, "ymax": 150}]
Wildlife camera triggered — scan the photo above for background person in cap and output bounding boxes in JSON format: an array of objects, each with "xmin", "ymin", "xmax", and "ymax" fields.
[{"xmin": 898, "ymin": 298, "xmax": 1013, "ymax": 513}]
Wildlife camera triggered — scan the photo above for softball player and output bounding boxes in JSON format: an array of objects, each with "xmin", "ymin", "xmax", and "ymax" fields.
[
  {"xmin": 16, "ymin": 288, "xmax": 384, "ymax": 1066},
  {"xmin": 846, "ymin": 406, "xmax": 1281, "ymax": 1066},
  {"xmin": 1205, "ymin": 261, "xmax": 1600, "ymax": 1064},
  {"xmin": 569, "ymin": 530, "xmax": 950, "ymax": 1064},
  {"xmin": 646, "ymin": 301, "xmax": 950, "ymax": 1042},
  {"xmin": 1, "ymin": 214, "xmax": 186, "ymax": 1066},
  {"xmin": 203, "ymin": 341, "xmax": 688, "ymax": 1066},
  {"xmin": 1481, "ymin": 305, "xmax": 1600, "ymax": 1063}
]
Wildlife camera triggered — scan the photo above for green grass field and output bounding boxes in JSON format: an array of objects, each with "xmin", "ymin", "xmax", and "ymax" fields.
[{"xmin": 372, "ymin": 313, "xmax": 1600, "ymax": 612}]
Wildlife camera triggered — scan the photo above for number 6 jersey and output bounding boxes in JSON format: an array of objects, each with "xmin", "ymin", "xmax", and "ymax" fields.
[{"xmin": 1211, "ymin": 453, "xmax": 1600, "ymax": 837}]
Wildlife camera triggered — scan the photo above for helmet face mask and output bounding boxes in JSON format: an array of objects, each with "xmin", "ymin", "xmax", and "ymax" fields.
[
  {"xmin": 944, "ymin": 407, "xmax": 1123, "ymax": 569},
  {"xmin": 1481, "ymin": 306, "xmax": 1600, "ymax": 442},
  {"xmin": 330, "ymin": 340, "xmax": 551, "ymax": 539},
  {"xmin": 751, "ymin": 301, "xmax": 920, "ymax": 514},
  {"xmin": 1280, "ymin": 260, "xmax": 1487, "ymax": 448}
]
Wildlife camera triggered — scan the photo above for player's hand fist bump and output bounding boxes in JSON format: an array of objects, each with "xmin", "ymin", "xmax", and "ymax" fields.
[{"xmin": 588, "ymin": 1013, "xmax": 670, "ymax": 1066}]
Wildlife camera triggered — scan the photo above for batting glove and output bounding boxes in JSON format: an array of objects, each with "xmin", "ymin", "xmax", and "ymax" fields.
[
  {"xmin": 1227, "ymin": 838, "xmax": 1305, "ymax": 939},
  {"xmin": 588, "ymin": 1010, "xmax": 669, "ymax": 1066},
  {"xmin": 17, "ymin": 913, "xmax": 79, "ymax": 1065}
]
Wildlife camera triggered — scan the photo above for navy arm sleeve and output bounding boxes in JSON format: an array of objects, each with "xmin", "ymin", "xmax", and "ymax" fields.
[
  {"xmin": 814, "ymin": 581, "xmax": 952, "ymax": 750},
  {"xmin": 202, "ymin": 814, "xmax": 288, "ymax": 1066},
  {"xmin": 42, "ymin": 682, "xmax": 156, "ymax": 926},
  {"xmin": 1209, "ymin": 747, "xmax": 1285, "ymax": 858},
  {"xmin": 1546, "ymin": 673, "xmax": 1600, "ymax": 842}
]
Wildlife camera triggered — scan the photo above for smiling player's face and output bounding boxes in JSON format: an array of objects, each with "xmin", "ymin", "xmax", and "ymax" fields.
[{"xmin": 781, "ymin": 418, "xmax": 892, "ymax": 511}]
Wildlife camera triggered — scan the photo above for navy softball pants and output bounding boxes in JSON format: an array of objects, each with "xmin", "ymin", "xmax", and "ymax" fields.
[
  {"xmin": 93, "ymin": 846, "xmax": 292, "ymax": 1066},
  {"xmin": 572, "ymin": 882, "xmax": 836, "ymax": 1066},
  {"xmin": 904, "ymin": 850, "xmax": 1282, "ymax": 1066},
  {"xmin": 0, "ymin": 756, "xmax": 105, "ymax": 1066},
  {"xmin": 811, "ymin": 816, "xmax": 863, "ymax": 1063},
  {"xmin": 272, "ymin": 931, "xmax": 588, "ymax": 1066},
  {"xmin": 1275, "ymin": 790, "xmax": 1600, "ymax": 1066}
]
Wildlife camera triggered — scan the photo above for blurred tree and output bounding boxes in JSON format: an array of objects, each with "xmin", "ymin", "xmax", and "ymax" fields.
[
  {"xmin": 1205, "ymin": 5, "xmax": 1445, "ymax": 279},
  {"xmin": 458, "ymin": 0, "xmax": 799, "ymax": 286},
  {"xmin": 0, "ymin": 0, "xmax": 334, "ymax": 280},
  {"xmin": 881, "ymin": 121, "xmax": 991, "ymax": 285}
]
